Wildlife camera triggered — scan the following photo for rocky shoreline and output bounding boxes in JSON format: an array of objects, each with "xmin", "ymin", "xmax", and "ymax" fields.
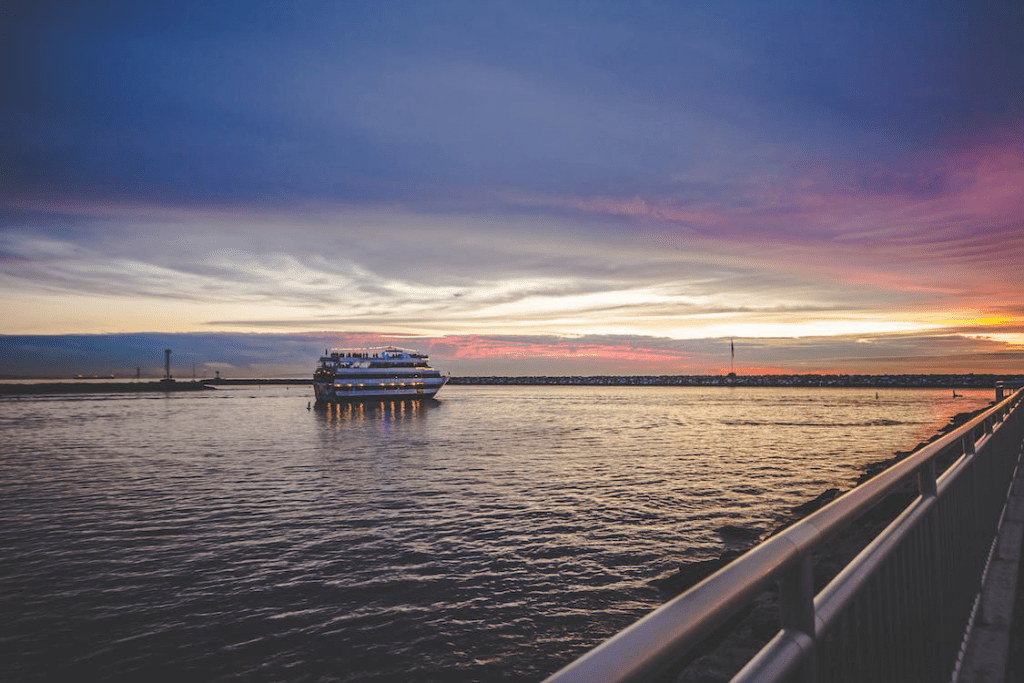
[
  {"xmin": 5, "ymin": 374, "xmax": 1018, "ymax": 392},
  {"xmin": 450, "ymin": 374, "xmax": 1020, "ymax": 389},
  {"xmin": 0, "ymin": 381, "xmax": 215, "ymax": 396},
  {"xmin": 648, "ymin": 407, "xmax": 990, "ymax": 682}
]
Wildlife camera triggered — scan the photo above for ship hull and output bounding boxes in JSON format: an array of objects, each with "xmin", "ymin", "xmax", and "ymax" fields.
[{"xmin": 313, "ymin": 378, "xmax": 447, "ymax": 404}]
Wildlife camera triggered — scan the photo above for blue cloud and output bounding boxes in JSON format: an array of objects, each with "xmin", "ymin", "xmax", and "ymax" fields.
[{"xmin": 8, "ymin": 0, "xmax": 1018, "ymax": 208}]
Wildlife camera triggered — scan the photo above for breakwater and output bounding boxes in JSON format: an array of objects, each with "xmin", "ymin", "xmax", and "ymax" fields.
[
  {"xmin": 202, "ymin": 378, "xmax": 310, "ymax": 385},
  {"xmin": 450, "ymin": 373, "xmax": 1021, "ymax": 388},
  {"xmin": 0, "ymin": 380, "xmax": 215, "ymax": 395},
  {"xmin": 5, "ymin": 375, "xmax": 1020, "ymax": 395}
]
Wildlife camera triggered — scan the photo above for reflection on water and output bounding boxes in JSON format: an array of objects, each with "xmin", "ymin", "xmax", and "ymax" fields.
[
  {"xmin": 0, "ymin": 385, "xmax": 994, "ymax": 682},
  {"xmin": 317, "ymin": 398, "xmax": 437, "ymax": 424}
]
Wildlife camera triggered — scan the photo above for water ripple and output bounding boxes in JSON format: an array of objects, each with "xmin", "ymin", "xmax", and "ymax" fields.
[{"xmin": 0, "ymin": 385, "xmax": 990, "ymax": 681}]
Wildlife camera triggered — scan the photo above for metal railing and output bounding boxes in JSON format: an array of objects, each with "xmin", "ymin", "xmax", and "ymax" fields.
[{"xmin": 544, "ymin": 388, "xmax": 1024, "ymax": 683}]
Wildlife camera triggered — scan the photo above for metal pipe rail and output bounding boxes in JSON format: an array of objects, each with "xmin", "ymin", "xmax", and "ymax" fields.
[{"xmin": 544, "ymin": 388, "xmax": 1024, "ymax": 683}]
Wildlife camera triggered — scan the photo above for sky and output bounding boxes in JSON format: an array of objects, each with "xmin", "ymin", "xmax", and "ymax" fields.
[{"xmin": 2, "ymin": 0, "xmax": 1023, "ymax": 377}]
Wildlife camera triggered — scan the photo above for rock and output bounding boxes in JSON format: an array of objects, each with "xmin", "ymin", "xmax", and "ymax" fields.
[
  {"xmin": 790, "ymin": 488, "xmax": 841, "ymax": 516},
  {"xmin": 653, "ymin": 551, "xmax": 743, "ymax": 597},
  {"xmin": 716, "ymin": 524, "xmax": 762, "ymax": 542}
]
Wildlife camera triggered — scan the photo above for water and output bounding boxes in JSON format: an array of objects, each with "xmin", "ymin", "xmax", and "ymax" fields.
[{"xmin": 0, "ymin": 384, "xmax": 992, "ymax": 681}]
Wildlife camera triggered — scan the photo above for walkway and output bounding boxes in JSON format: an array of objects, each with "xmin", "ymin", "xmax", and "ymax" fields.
[{"xmin": 958, "ymin": 438, "xmax": 1024, "ymax": 683}]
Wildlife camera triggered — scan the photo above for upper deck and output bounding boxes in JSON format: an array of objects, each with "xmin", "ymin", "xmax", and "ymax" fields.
[{"xmin": 317, "ymin": 346, "xmax": 433, "ymax": 370}]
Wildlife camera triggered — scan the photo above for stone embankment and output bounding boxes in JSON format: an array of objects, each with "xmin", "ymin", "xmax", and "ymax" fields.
[
  {"xmin": 0, "ymin": 381, "xmax": 215, "ymax": 395},
  {"xmin": 450, "ymin": 374, "xmax": 1021, "ymax": 388},
  {"xmin": 6, "ymin": 374, "xmax": 1019, "ymax": 393}
]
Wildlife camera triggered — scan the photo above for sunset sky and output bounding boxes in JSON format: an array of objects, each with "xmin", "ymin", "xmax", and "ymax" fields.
[{"xmin": 2, "ymin": 1, "xmax": 1023, "ymax": 377}]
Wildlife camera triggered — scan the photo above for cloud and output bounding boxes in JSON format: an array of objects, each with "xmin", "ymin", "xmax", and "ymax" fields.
[
  {"xmin": 3, "ymin": 1, "xmax": 1022, "ymax": 366},
  {"xmin": 2, "ymin": 185, "xmax": 1017, "ymax": 343},
  {"xmin": 3, "ymin": 329, "xmax": 1021, "ymax": 379},
  {"xmin": 13, "ymin": 1, "xmax": 1020, "ymax": 208}
]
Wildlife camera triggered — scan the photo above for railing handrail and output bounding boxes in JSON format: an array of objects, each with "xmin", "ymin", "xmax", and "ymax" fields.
[{"xmin": 543, "ymin": 388, "xmax": 1024, "ymax": 683}]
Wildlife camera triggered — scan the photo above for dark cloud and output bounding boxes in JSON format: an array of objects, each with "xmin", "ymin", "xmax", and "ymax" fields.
[
  {"xmin": 6, "ymin": 1, "xmax": 1021, "ymax": 208},
  {"xmin": 2, "ymin": 2, "xmax": 1022, "ymax": 367}
]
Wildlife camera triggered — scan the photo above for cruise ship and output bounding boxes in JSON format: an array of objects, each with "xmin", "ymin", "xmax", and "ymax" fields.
[{"xmin": 313, "ymin": 346, "xmax": 448, "ymax": 404}]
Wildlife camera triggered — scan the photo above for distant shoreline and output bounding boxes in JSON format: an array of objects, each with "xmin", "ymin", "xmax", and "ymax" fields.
[
  {"xmin": 0, "ymin": 381, "xmax": 215, "ymax": 395},
  {"xmin": 1, "ymin": 374, "xmax": 1021, "ymax": 395},
  {"xmin": 447, "ymin": 373, "xmax": 1021, "ymax": 389}
]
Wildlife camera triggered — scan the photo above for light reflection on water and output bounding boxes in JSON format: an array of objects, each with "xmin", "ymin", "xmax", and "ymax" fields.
[{"xmin": 0, "ymin": 385, "xmax": 993, "ymax": 681}]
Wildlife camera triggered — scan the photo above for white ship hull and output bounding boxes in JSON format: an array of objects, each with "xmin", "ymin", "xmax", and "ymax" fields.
[
  {"xmin": 313, "ymin": 377, "xmax": 447, "ymax": 403},
  {"xmin": 312, "ymin": 347, "xmax": 447, "ymax": 404}
]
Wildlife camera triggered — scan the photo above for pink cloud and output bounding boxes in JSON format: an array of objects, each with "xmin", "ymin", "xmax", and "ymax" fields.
[
  {"xmin": 435, "ymin": 335, "xmax": 694, "ymax": 364},
  {"xmin": 404, "ymin": 331, "xmax": 1022, "ymax": 375},
  {"xmin": 511, "ymin": 138, "xmax": 1023, "ymax": 311},
  {"xmin": 286, "ymin": 329, "xmax": 1024, "ymax": 375}
]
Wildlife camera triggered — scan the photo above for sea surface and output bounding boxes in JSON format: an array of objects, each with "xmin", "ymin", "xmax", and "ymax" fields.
[{"xmin": 0, "ymin": 384, "xmax": 993, "ymax": 682}]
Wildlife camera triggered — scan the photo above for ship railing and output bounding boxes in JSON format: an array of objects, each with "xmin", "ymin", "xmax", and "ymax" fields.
[{"xmin": 543, "ymin": 387, "xmax": 1024, "ymax": 683}]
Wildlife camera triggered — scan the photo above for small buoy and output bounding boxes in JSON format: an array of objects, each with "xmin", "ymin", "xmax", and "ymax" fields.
[{"xmin": 307, "ymin": 401, "xmax": 311, "ymax": 410}]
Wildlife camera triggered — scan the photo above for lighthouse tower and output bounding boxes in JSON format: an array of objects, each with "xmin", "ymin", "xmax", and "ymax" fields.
[{"xmin": 161, "ymin": 349, "xmax": 175, "ymax": 383}]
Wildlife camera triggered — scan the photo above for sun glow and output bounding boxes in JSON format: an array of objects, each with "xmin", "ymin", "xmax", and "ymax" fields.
[{"xmin": 975, "ymin": 333, "xmax": 1024, "ymax": 347}]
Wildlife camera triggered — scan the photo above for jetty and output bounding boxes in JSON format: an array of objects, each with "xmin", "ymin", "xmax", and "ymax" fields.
[
  {"xmin": 544, "ymin": 386, "xmax": 1024, "ymax": 683},
  {"xmin": 5, "ymin": 374, "xmax": 1021, "ymax": 395},
  {"xmin": 450, "ymin": 373, "xmax": 1023, "ymax": 388},
  {"xmin": 0, "ymin": 381, "xmax": 215, "ymax": 396}
]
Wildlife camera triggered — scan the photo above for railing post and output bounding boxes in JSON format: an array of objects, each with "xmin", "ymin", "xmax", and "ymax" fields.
[
  {"xmin": 918, "ymin": 460, "xmax": 937, "ymax": 499},
  {"xmin": 917, "ymin": 459, "xmax": 946, "ymax": 682},
  {"xmin": 779, "ymin": 553, "xmax": 816, "ymax": 683},
  {"xmin": 963, "ymin": 431, "xmax": 976, "ymax": 457}
]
